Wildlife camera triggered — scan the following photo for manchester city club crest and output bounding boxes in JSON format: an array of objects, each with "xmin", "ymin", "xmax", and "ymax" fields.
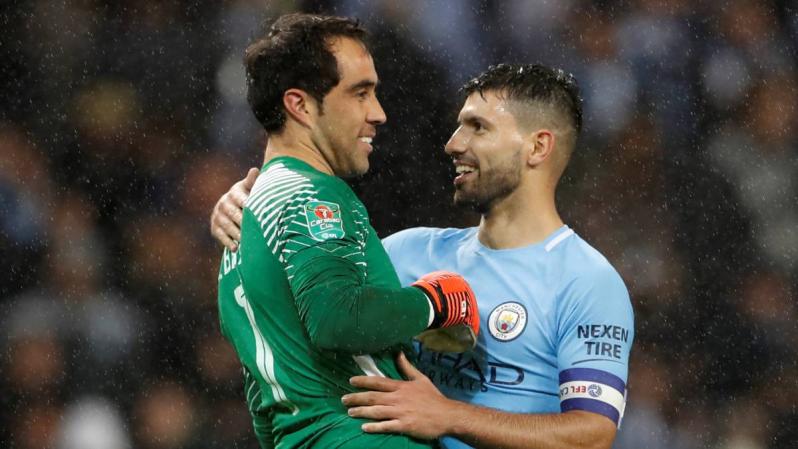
[{"xmin": 488, "ymin": 301, "xmax": 527, "ymax": 341}]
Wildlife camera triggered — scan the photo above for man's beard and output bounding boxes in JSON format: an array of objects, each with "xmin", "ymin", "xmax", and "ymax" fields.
[{"xmin": 453, "ymin": 164, "xmax": 522, "ymax": 214}]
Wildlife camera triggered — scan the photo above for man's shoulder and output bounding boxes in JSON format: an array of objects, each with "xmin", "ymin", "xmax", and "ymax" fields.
[
  {"xmin": 383, "ymin": 226, "xmax": 475, "ymax": 251},
  {"xmin": 260, "ymin": 157, "xmax": 345, "ymax": 190},
  {"xmin": 557, "ymin": 232, "xmax": 617, "ymax": 275},
  {"xmin": 554, "ymin": 232, "xmax": 627, "ymax": 295},
  {"xmin": 554, "ymin": 232, "xmax": 633, "ymax": 329},
  {"xmin": 246, "ymin": 159, "xmax": 354, "ymax": 215}
]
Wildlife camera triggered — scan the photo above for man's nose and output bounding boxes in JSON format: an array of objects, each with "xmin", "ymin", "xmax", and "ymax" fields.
[
  {"xmin": 444, "ymin": 126, "xmax": 465, "ymax": 155},
  {"xmin": 368, "ymin": 97, "xmax": 387, "ymax": 125}
]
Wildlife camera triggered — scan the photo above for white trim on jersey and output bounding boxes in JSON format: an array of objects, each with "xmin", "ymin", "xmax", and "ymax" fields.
[
  {"xmin": 545, "ymin": 228, "xmax": 575, "ymax": 252},
  {"xmin": 235, "ymin": 285, "xmax": 299, "ymax": 415},
  {"xmin": 352, "ymin": 355, "xmax": 387, "ymax": 377}
]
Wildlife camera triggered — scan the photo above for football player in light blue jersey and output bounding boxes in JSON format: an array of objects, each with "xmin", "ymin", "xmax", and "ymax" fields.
[
  {"xmin": 375, "ymin": 224, "xmax": 631, "ymax": 449},
  {"xmin": 341, "ymin": 64, "xmax": 633, "ymax": 449},
  {"xmin": 211, "ymin": 63, "xmax": 632, "ymax": 449}
]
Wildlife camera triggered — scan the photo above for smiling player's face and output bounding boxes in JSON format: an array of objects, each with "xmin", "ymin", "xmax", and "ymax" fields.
[
  {"xmin": 444, "ymin": 91, "xmax": 527, "ymax": 213},
  {"xmin": 312, "ymin": 37, "xmax": 386, "ymax": 178}
]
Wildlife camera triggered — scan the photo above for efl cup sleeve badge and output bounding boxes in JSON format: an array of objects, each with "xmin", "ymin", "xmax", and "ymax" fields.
[
  {"xmin": 305, "ymin": 200, "xmax": 345, "ymax": 241},
  {"xmin": 488, "ymin": 301, "xmax": 527, "ymax": 341},
  {"xmin": 588, "ymin": 384, "xmax": 603, "ymax": 398}
]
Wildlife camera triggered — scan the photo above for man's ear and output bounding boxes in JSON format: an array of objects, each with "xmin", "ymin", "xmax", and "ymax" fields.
[
  {"xmin": 527, "ymin": 129, "xmax": 556, "ymax": 167},
  {"xmin": 283, "ymin": 88, "xmax": 317, "ymax": 128}
]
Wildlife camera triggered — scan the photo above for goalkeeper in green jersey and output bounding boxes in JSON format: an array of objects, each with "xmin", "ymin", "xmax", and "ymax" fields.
[{"xmin": 217, "ymin": 14, "xmax": 479, "ymax": 449}]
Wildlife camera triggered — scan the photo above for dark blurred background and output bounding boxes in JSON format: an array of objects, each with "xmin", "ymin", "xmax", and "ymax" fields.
[{"xmin": 1, "ymin": 1, "xmax": 797, "ymax": 448}]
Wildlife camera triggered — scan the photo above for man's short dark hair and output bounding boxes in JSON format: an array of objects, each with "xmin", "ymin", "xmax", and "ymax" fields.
[
  {"xmin": 244, "ymin": 13, "xmax": 368, "ymax": 133},
  {"xmin": 461, "ymin": 64, "xmax": 583, "ymax": 138}
]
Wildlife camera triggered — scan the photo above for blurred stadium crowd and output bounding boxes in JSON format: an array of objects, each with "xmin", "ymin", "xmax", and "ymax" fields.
[{"xmin": 1, "ymin": 0, "xmax": 797, "ymax": 448}]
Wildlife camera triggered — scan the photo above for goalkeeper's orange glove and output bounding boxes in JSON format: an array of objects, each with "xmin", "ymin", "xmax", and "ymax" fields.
[{"xmin": 412, "ymin": 271, "xmax": 479, "ymax": 352}]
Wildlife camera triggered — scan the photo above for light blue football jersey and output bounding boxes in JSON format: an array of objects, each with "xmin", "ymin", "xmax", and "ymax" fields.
[{"xmin": 383, "ymin": 225, "xmax": 634, "ymax": 449}]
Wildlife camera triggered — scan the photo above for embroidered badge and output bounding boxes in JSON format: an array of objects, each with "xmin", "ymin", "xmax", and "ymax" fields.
[
  {"xmin": 488, "ymin": 301, "xmax": 528, "ymax": 341},
  {"xmin": 305, "ymin": 200, "xmax": 345, "ymax": 241}
]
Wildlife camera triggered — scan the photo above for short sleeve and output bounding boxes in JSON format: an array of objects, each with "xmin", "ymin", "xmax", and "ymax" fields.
[{"xmin": 556, "ymin": 266, "xmax": 634, "ymax": 427}]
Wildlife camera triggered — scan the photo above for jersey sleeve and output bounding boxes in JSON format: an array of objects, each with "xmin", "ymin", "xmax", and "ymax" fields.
[
  {"xmin": 556, "ymin": 265, "xmax": 634, "ymax": 427},
  {"xmin": 276, "ymin": 185, "xmax": 430, "ymax": 354}
]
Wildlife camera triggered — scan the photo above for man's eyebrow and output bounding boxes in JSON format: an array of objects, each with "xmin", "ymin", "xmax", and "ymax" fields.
[
  {"xmin": 459, "ymin": 111, "xmax": 491, "ymax": 126},
  {"xmin": 347, "ymin": 79, "xmax": 378, "ymax": 91}
]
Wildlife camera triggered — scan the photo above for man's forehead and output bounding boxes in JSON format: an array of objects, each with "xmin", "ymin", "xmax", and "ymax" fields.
[
  {"xmin": 330, "ymin": 36, "xmax": 378, "ymax": 83},
  {"xmin": 459, "ymin": 91, "xmax": 513, "ymax": 118},
  {"xmin": 328, "ymin": 35, "xmax": 370, "ymax": 56},
  {"xmin": 330, "ymin": 36, "xmax": 373, "ymax": 68}
]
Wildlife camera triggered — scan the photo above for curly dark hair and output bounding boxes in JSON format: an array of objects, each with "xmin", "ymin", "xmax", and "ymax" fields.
[
  {"xmin": 461, "ymin": 63, "xmax": 583, "ymax": 136},
  {"xmin": 244, "ymin": 14, "xmax": 368, "ymax": 133}
]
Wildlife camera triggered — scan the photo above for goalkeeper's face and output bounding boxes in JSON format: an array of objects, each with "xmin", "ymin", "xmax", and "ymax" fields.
[
  {"xmin": 311, "ymin": 37, "xmax": 386, "ymax": 178},
  {"xmin": 445, "ymin": 91, "xmax": 525, "ymax": 213}
]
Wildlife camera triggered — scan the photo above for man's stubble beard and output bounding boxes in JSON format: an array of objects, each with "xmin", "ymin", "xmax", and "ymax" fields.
[{"xmin": 453, "ymin": 150, "xmax": 523, "ymax": 215}]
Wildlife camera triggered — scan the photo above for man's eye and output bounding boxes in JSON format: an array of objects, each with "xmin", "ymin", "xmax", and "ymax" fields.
[
  {"xmin": 357, "ymin": 91, "xmax": 369, "ymax": 99},
  {"xmin": 474, "ymin": 122, "xmax": 484, "ymax": 132}
]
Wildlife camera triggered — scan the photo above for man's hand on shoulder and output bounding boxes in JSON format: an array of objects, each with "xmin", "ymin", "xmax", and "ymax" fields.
[{"xmin": 210, "ymin": 167, "xmax": 259, "ymax": 251}]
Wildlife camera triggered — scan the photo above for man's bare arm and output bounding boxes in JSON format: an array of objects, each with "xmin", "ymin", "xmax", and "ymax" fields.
[
  {"xmin": 441, "ymin": 403, "xmax": 615, "ymax": 449},
  {"xmin": 210, "ymin": 167, "xmax": 258, "ymax": 251},
  {"xmin": 343, "ymin": 352, "xmax": 616, "ymax": 449}
]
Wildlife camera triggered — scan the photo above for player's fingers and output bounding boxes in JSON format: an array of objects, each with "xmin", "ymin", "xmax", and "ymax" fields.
[
  {"xmin": 349, "ymin": 375, "xmax": 400, "ymax": 392},
  {"xmin": 361, "ymin": 420, "xmax": 403, "ymax": 434},
  {"xmin": 229, "ymin": 168, "xmax": 259, "ymax": 205},
  {"xmin": 244, "ymin": 167, "xmax": 259, "ymax": 189},
  {"xmin": 215, "ymin": 214, "xmax": 242, "ymax": 243},
  {"xmin": 396, "ymin": 352, "xmax": 421, "ymax": 381},
  {"xmin": 341, "ymin": 391, "xmax": 386, "ymax": 407},
  {"xmin": 212, "ymin": 226, "xmax": 238, "ymax": 252},
  {"xmin": 221, "ymin": 197, "xmax": 244, "ymax": 226},
  {"xmin": 347, "ymin": 405, "xmax": 395, "ymax": 420},
  {"xmin": 230, "ymin": 186, "xmax": 249, "ymax": 207}
]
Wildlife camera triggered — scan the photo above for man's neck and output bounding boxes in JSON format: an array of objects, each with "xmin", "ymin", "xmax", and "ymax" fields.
[
  {"xmin": 263, "ymin": 130, "xmax": 333, "ymax": 175},
  {"xmin": 476, "ymin": 186, "xmax": 563, "ymax": 250}
]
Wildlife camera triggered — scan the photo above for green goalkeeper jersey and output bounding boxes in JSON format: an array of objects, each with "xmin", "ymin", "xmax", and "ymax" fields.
[{"xmin": 218, "ymin": 156, "xmax": 433, "ymax": 449}]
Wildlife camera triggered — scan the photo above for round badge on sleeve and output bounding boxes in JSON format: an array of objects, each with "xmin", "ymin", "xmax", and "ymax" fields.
[{"xmin": 488, "ymin": 301, "xmax": 527, "ymax": 341}]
